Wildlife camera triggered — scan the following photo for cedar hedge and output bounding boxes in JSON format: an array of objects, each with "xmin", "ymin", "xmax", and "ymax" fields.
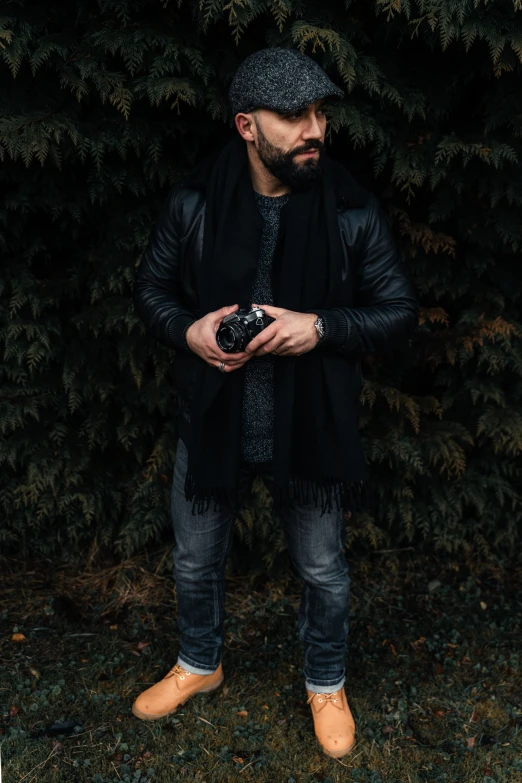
[{"xmin": 1, "ymin": 1, "xmax": 521, "ymax": 566}]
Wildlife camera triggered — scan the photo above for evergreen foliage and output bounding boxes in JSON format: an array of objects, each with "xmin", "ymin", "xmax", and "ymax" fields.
[{"xmin": 1, "ymin": 0, "xmax": 521, "ymax": 566}]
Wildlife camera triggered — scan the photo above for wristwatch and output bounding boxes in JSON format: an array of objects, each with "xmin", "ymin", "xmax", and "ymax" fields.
[{"xmin": 314, "ymin": 316, "xmax": 326, "ymax": 342}]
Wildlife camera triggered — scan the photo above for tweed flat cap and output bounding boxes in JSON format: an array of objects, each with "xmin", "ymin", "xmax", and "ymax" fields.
[{"xmin": 229, "ymin": 47, "xmax": 344, "ymax": 116}]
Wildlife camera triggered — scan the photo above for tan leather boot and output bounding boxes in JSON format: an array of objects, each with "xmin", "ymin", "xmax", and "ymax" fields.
[
  {"xmin": 132, "ymin": 662, "xmax": 224, "ymax": 721},
  {"xmin": 306, "ymin": 687, "xmax": 356, "ymax": 758}
]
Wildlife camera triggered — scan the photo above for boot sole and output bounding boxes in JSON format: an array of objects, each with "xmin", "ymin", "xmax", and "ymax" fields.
[
  {"xmin": 131, "ymin": 674, "xmax": 224, "ymax": 721},
  {"xmin": 320, "ymin": 737, "xmax": 356, "ymax": 759}
]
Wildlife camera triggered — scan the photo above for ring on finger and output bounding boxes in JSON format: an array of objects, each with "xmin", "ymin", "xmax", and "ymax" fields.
[{"xmin": 218, "ymin": 361, "xmax": 226, "ymax": 373}]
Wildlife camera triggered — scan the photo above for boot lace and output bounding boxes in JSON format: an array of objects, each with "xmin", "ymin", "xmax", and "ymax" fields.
[
  {"xmin": 164, "ymin": 663, "xmax": 192, "ymax": 681},
  {"xmin": 307, "ymin": 691, "xmax": 340, "ymax": 705}
]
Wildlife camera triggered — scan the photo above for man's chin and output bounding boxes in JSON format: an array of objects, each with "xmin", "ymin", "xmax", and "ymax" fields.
[{"xmin": 287, "ymin": 162, "xmax": 323, "ymax": 190}]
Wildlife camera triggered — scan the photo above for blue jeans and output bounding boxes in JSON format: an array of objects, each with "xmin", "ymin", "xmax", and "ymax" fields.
[{"xmin": 171, "ymin": 438, "xmax": 350, "ymax": 693}]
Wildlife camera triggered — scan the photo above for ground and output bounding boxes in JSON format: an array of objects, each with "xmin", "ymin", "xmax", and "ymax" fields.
[{"xmin": 1, "ymin": 550, "xmax": 521, "ymax": 782}]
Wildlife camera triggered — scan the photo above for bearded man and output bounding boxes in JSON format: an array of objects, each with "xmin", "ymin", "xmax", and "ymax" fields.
[{"xmin": 132, "ymin": 47, "xmax": 419, "ymax": 758}]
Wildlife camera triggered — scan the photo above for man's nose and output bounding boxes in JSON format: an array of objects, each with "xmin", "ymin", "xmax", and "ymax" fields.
[{"xmin": 302, "ymin": 114, "xmax": 324, "ymax": 140}]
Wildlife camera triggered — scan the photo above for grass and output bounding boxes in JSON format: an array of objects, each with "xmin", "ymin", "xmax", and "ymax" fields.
[{"xmin": 0, "ymin": 549, "xmax": 521, "ymax": 782}]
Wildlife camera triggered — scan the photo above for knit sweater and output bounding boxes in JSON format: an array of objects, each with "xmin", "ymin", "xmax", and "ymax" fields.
[{"xmin": 240, "ymin": 190, "xmax": 290, "ymax": 462}]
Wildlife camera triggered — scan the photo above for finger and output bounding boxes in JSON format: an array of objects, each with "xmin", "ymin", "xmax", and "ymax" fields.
[
  {"xmin": 210, "ymin": 359, "xmax": 232, "ymax": 373},
  {"xmin": 210, "ymin": 304, "xmax": 239, "ymax": 325},
  {"xmin": 254, "ymin": 304, "xmax": 286, "ymax": 319},
  {"xmin": 219, "ymin": 354, "xmax": 250, "ymax": 366},
  {"xmin": 275, "ymin": 345, "xmax": 298, "ymax": 356},
  {"xmin": 255, "ymin": 336, "xmax": 286, "ymax": 356},
  {"xmin": 207, "ymin": 345, "xmax": 250, "ymax": 363},
  {"xmin": 245, "ymin": 322, "xmax": 278, "ymax": 353},
  {"xmin": 210, "ymin": 358, "xmax": 249, "ymax": 373}
]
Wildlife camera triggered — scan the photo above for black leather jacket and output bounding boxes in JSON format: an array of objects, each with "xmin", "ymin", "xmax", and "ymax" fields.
[{"xmin": 133, "ymin": 173, "xmax": 420, "ymax": 444}]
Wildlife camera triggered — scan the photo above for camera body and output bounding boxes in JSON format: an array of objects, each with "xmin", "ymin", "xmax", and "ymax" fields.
[{"xmin": 216, "ymin": 307, "xmax": 270, "ymax": 353}]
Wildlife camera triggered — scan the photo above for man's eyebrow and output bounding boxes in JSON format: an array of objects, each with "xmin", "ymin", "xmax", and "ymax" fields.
[{"xmin": 281, "ymin": 99, "xmax": 329, "ymax": 115}]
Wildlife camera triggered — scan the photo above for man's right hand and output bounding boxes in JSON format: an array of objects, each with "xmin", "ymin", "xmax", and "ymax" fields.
[{"xmin": 185, "ymin": 304, "xmax": 252, "ymax": 373}]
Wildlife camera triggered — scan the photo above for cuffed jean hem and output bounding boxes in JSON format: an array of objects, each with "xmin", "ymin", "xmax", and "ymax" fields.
[
  {"xmin": 305, "ymin": 675, "xmax": 345, "ymax": 694},
  {"xmin": 177, "ymin": 655, "xmax": 219, "ymax": 675}
]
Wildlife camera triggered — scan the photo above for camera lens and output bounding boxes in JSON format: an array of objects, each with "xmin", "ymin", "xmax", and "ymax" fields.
[{"xmin": 217, "ymin": 325, "xmax": 237, "ymax": 352}]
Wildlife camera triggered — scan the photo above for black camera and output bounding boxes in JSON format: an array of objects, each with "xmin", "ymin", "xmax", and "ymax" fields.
[{"xmin": 216, "ymin": 307, "xmax": 270, "ymax": 353}]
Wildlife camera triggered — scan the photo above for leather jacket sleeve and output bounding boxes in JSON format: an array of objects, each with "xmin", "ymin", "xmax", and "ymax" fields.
[
  {"xmin": 133, "ymin": 187, "xmax": 196, "ymax": 351},
  {"xmin": 314, "ymin": 195, "xmax": 419, "ymax": 355}
]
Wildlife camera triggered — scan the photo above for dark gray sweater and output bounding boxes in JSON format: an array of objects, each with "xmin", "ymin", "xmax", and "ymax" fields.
[{"xmin": 241, "ymin": 190, "xmax": 290, "ymax": 462}]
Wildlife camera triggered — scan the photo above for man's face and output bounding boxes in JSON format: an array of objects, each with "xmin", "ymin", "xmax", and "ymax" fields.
[{"xmin": 249, "ymin": 99, "xmax": 328, "ymax": 190}]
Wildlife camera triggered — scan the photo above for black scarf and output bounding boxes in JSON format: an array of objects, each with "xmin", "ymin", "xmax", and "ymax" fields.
[{"xmin": 184, "ymin": 132, "xmax": 370, "ymax": 515}]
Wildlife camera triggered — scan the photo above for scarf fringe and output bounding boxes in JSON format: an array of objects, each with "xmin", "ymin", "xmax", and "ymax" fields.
[
  {"xmin": 185, "ymin": 472, "xmax": 370, "ymax": 517},
  {"xmin": 184, "ymin": 472, "xmax": 239, "ymax": 515}
]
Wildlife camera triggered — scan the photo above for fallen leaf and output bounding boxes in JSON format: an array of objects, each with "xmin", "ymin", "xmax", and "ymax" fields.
[
  {"xmin": 131, "ymin": 641, "xmax": 151, "ymax": 656},
  {"xmin": 237, "ymin": 710, "xmax": 248, "ymax": 717},
  {"xmin": 232, "ymin": 756, "xmax": 244, "ymax": 764},
  {"xmin": 110, "ymin": 624, "xmax": 118, "ymax": 630},
  {"xmin": 480, "ymin": 601, "xmax": 487, "ymax": 610},
  {"xmin": 433, "ymin": 710, "xmax": 445, "ymax": 718},
  {"xmin": 222, "ymin": 686, "xmax": 229, "ymax": 696},
  {"xmin": 12, "ymin": 633, "xmax": 26, "ymax": 642},
  {"xmin": 466, "ymin": 736, "xmax": 477, "ymax": 748},
  {"xmin": 262, "ymin": 705, "xmax": 269, "ymax": 710},
  {"xmin": 9, "ymin": 705, "xmax": 20, "ymax": 717}
]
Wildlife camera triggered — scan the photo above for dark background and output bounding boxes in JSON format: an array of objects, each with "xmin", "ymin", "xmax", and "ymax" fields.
[{"xmin": 1, "ymin": 0, "xmax": 521, "ymax": 569}]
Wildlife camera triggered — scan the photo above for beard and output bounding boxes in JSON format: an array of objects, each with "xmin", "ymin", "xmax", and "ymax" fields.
[{"xmin": 254, "ymin": 120, "xmax": 324, "ymax": 191}]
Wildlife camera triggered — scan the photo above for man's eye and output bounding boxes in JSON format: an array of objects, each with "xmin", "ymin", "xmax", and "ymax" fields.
[{"xmin": 285, "ymin": 109, "xmax": 327, "ymax": 120}]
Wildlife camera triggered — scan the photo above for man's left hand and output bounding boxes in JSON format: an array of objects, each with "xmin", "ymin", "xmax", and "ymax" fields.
[{"xmin": 246, "ymin": 304, "xmax": 320, "ymax": 357}]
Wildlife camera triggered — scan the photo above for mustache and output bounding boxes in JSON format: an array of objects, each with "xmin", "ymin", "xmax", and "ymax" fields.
[{"xmin": 292, "ymin": 143, "xmax": 323, "ymax": 156}]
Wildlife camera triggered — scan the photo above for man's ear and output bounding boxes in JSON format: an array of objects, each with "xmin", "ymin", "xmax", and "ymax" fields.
[{"xmin": 235, "ymin": 112, "xmax": 256, "ymax": 142}]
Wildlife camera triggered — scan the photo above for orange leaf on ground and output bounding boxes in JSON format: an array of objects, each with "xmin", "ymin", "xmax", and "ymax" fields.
[
  {"xmin": 237, "ymin": 710, "xmax": 248, "ymax": 717},
  {"xmin": 12, "ymin": 633, "xmax": 26, "ymax": 642}
]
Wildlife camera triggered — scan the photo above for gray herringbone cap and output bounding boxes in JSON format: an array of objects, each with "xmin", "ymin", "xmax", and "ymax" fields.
[{"xmin": 229, "ymin": 47, "xmax": 344, "ymax": 116}]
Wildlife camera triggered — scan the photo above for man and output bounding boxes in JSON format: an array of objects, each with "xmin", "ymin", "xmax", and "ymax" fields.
[{"xmin": 132, "ymin": 47, "xmax": 419, "ymax": 758}]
